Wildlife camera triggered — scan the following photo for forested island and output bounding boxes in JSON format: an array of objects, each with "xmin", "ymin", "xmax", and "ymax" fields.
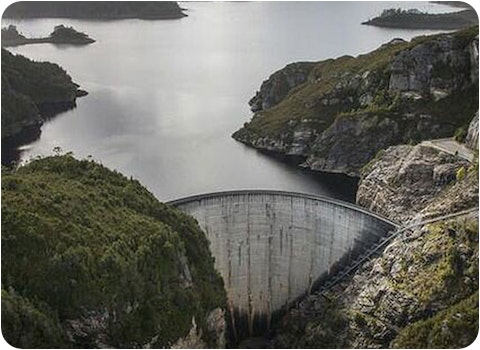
[
  {"xmin": 1, "ymin": 49, "xmax": 87, "ymax": 164},
  {"xmin": 362, "ymin": 6, "xmax": 478, "ymax": 30},
  {"xmin": 2, "ymin": 1, "xmax": 186, "ymax": 20},
  {"xmin": 2, "ymin": 25, "xmax": 95, "ymax": 47}
]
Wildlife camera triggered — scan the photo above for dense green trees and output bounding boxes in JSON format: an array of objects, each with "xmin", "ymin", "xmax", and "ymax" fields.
[
  {"xmin": 1, "ymin": 49, "xmax": 81, "ymax": 142},
  {"xmin": 1, "ymin": 155, "xmax": 226, "ymax": 347}
]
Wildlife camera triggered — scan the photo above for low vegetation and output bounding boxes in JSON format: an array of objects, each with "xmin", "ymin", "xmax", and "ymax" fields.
[
  {"xmin": 392, "ymin": 291, "xmax": 478, "ymax": 348},
  {"xmin": 236, "ymin": 27, "xmax": 478, "ymax": 140},
  {"xmin": 234, "ymin": 27, "xmax": 478, "ymax": 177}
]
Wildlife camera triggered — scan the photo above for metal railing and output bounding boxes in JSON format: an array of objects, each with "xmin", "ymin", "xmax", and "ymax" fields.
[{"xmin": 315, "ymin": 207, "xmax": 479, "ymax": 296}]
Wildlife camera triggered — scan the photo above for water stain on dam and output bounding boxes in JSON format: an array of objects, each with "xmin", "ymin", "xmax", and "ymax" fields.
[{"xmin": 169, "ymin": 190, "xmax": 397, "ymax": 341}]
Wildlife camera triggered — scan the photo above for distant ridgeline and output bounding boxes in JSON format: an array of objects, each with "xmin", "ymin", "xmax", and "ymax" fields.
[
  {"xmin": 1, "ymin": 49, "xmax": 87, "ymax": 163},
  {"xmin": 362, "ymin": 5, "xmax": 478, "ymax": 30},
  {"xmin": 1, "ymin": 155, "xmax": 227, "ymax": 348},
  {"xmin": 233, "ymin": 27, "xmax": 479, "ymax": 177},
  {"xmin": 1, "ymin": 24, "xmax": 95, "ymax": 47},
  {"xmin": 2, "ymin": 1, "xmax": 186, "ymax": 19}
]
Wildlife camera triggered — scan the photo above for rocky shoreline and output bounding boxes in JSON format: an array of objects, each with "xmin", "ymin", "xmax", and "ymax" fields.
[{"xmin": 233, "ymin": 27, "xmax": 479, "ymax": 177}]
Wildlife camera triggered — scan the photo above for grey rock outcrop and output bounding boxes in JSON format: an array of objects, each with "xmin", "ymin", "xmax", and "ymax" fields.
[
  {"xmin": 356, "ymin": 144, "xmax": 470, "ymax": 222},
  {"xmin": 302, "ymin": 114, "xmax": 402, "ymax": 176},
  {"xmin": 465, "ymin": 111, "xmax": 479, "ymax": 150},
  {"xmin": 249, "ymin": 62, "xmax": 315, "ymax": 112},
  {"xmin": 389, "ymin": 33, "xmax": 478, "ymax": 97},
  {"xmin": 171, "ymin": 308, "xmax": 226, "ymax": 349},
  {"xmin": 274, "ymin": 142, "xmax": 478, "ymax": 348}
]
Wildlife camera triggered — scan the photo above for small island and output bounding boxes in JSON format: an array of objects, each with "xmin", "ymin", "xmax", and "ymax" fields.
[
  {"xmin": 1, "ymin": 25, "xmax": 95, "ymax": 47},
  {"xmin": 362, "ymin": 7, "xmax": 478, "ymax": 30}
]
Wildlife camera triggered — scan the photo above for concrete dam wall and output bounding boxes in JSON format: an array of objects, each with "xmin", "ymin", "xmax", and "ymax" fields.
[{"xmin": 169, "ymin": 190, "xmax": 397, "ymax": 335}]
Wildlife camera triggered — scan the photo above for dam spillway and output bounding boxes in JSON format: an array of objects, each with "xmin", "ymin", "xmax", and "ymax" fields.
[{"xmin": 169, "ymin": 190, "xmax": 397, "ymax": 336}]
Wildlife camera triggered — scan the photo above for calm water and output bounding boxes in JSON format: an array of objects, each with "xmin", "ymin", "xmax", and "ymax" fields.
[{"xmin": 3, "ymin": 2, "xmax": 456, "ymax": 201}]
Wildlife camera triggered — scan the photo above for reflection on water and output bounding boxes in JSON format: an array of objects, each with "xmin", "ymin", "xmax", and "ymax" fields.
[{"xmin": 2, "ymin": 2, "xmax": 453, "ymax": 201}]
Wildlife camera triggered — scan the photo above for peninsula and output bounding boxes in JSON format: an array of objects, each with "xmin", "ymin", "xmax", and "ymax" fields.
[
  {"xmin": 2, "ymin": 25, "xmax": 95, "ymax": 47},
  {"xmin": 1, "ymin": 49, "xmax": 87, "ymax": 164},
  {"xmin": 233, "ymin": 26, "xmax": 479, "ymax": 177},
  {"xmin": 2, "ymin": 1, "xmax": 186, "ymax": 20}
]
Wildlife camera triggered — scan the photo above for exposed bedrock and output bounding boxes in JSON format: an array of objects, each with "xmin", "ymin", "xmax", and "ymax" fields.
[
  {"xmin": 249, "ymin": 62, "xmax": 316, "ymax": 112},
  {"xmin": 465, "ymin": 111, "xmax": 479, "ymax": 150},
  {"xmin": 356, "ymin": 144, "xmax": 472, "ymax": 222},
  {"xmin": 273, "ymin": 142, "xmax": 478, "ymax": 349}
]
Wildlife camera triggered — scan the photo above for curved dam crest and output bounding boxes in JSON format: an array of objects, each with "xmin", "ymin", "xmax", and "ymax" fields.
[{"xmin": 169, "ymin": 190, "xmax": 398, "ymax": 336}]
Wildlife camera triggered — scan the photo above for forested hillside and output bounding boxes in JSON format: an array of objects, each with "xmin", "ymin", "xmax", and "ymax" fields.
[{"xmin": 1, "ymin": 155, "xmax": 227, "ymax": 348}]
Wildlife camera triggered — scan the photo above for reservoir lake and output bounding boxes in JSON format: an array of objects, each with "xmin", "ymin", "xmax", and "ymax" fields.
[{"xmin": 3, "ymin": 1, "xmax": 456, "ymax": 201}]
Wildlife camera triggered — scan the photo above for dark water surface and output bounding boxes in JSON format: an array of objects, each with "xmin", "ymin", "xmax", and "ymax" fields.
[{"xmin": 3, "ymin": 2, "xmax": 455, "ymax": 201}]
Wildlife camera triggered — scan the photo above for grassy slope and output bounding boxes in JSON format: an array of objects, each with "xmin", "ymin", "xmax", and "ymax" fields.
[{"xmin": 1, "ymin": 155, "xmax": 226, "ymax": 348}]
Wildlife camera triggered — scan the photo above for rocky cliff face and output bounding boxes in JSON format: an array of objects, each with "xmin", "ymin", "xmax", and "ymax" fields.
[
  {"xmin": 249, "ymin": 62, "xmax": 316, "ymax": 112},
  {"xmin": 273, "ymin": 143, "xmax": 478, "ymax": 348},
  {"xmin": 388, "ymin": 32, "xmax": 478, "ymax": 96},
  {"xmin": 171, "ymin": 308, "xmax": 226, "ymax": 349},
  {"xmin": 233, "ymin": 27, "xmax": 479, "ymax": 176},
  {"xmin": 356, "ymin": 144, "xmax": 471, "ymax": 222}
]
